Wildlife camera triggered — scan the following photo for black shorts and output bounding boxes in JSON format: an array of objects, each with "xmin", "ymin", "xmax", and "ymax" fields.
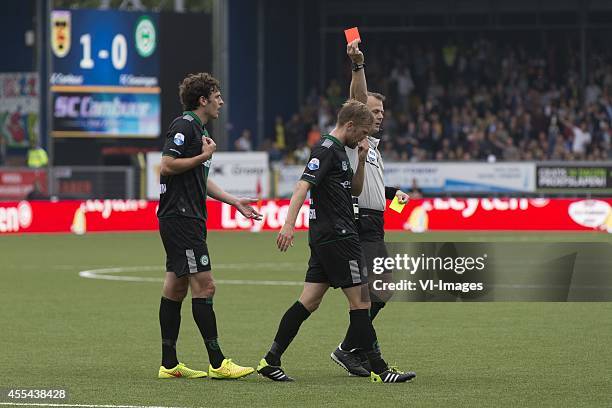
[
  {"xmin": 305, "ymin": 237, "xmax": 367, "ymax": 289},
  {"xmin": 358, "ymin": 209, "xmax": 390, "ymax": 278},
  {"xmin": 159, "ymin": 217, "xmax": 211, "ymax": 277},
  {"xmin": 358, "ymin": 209, "xmax": 385, "ymax": 242}
]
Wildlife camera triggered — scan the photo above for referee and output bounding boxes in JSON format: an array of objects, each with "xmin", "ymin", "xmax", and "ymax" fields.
[
  {"xmin": 156, "ymin": 72, "xmax": 261, "ymax": 380},
  {"xmin": 330, "ymin": 40, "xmax": 412, "ymax": 377},
  {"xmin": 257, "ymin": 99, "xmax": 415, "ymax": 383}
]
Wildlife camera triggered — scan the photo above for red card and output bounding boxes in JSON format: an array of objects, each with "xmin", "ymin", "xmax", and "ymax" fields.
[{"xmin": 344, "ymin": 27, "xmax": 360, "ymax": 44}]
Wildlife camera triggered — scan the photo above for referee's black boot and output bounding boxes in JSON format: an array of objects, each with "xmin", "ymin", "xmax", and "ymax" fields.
[{"xmin": 331, "ymin": 346, "xmax": 370, "ymax": 377}]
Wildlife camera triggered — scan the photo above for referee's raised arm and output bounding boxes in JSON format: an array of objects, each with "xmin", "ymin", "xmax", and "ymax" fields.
[{"xmin": 347, "ymin": 39, "xmax": 368, "ymax": 103}]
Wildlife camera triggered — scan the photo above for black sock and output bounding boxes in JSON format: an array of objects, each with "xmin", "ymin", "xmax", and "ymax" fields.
[
  {"xmin": 159, "ymin": 297, "xmax": 182, "ymax": 369},
  {"xmin": 340, "ymin": 302, "xmax": 386, "ymax": 351},
  {"xmin": 265, "ymin": 301, "xmax": 311, "ymax": 366},
  {"xmin": 340, "ymin": 323, "xmax": 359, "ymax": 352},
  {"xmin": 366, "ymin": 348, "xmax": 388, "ymax": 374},
  {"xmin": 369, "ymin": 301, "xmax": 386, "ymax": 321},
  {"xmin": 192, "ymin": 298, "xmax": 225, "ymax": 368},
  {"xmin": 349, "ymin": 308, "xmax": 388, "ymax": 374}
]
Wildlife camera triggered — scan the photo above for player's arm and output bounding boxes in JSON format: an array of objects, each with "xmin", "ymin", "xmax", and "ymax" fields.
[
  {"xmin": 207, "ymin": 178, "xmax": 262, "ymax": 220},
  {"xmin": 161, "ymin": 150, "xmax": 211, "ymax": 176},
  {"xmin": 206, "ymin": 178, "xmax": 236, "ymax": 204},
  {"xmin": 277, "ymin": 180, "xmax": 310, "ymax": 252},
  {"xmin": 278, "ymin": 144, "xmax": 331, "ymax": 251},
  {"xmin": 160, "ymin": 121, "xmax": 216, "ymax": 176},
  {"xmin": 347, "ymin": 39, "xmax": 368, "ymax": 104},
  {"xmin": 351, "ymin": 138, "xmax": 369, "ymax": 196}
]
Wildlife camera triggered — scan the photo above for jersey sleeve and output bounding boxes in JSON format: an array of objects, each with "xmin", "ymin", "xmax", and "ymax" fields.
[
  {"xmin": 162, "ymin": 119, "xmax": 194, "ymax": 158},
  {"xmin": 300, "ymin": 145, "xmax": 334, "ymax": 186}
]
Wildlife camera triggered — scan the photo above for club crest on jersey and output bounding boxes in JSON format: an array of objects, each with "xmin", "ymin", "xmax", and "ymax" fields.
[
  {"xmin": 342, "ymin": 161, "xmax": 348, "ymax": 171},
  {"xmin": 307, "ymin": 158, "xmax": 320, "ymax": 171},
  {"xmin": 173, "ymin": 133, "xmax": 185, "ymax": 145},
  {"xmin": 367, "ymin": 148, "xmax": 377, "ymax": 163}
]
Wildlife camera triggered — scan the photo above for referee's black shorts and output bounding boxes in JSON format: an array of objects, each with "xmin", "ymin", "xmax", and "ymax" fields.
[
  {"xmin": 159, "ymin": 217, "xmax": 212, "ymax": 277},
  {"xmin": 358, "ymin": 209, "xmax": 389, "ymax": 277},
  {"xmin": 305, "ymin": 237, "xmax": 367, "ymax": 289}
]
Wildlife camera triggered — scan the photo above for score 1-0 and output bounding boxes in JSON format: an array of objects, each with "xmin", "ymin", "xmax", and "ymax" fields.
[{"xmin": 79, "ymin": 33, "xmax": 127, "ymax": 70}]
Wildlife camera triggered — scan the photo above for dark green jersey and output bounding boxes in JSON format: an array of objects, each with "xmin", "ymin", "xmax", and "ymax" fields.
[
  {"xmin": 300, "ymin": 134, "xmax": 358, "ymax": 245},
  {"xmin": 157, "ymin": 111, "xmax": 211, "ymax": 222}
]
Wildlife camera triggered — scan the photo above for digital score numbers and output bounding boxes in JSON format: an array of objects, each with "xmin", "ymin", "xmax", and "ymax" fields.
[{"xmin": 50, "ymin": 9, "xmax": 160, "ymax": 138}]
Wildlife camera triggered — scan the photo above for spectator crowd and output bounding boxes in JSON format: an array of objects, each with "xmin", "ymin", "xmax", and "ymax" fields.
[{"xmin": 253, "ymin": 36, "xmax": 612, "ymax": 164}]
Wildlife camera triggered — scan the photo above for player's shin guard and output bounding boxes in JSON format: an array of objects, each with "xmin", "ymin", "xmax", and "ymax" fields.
[
  {"xmin": 192, "ymin": 297, "xmax": 226, "ymax": 369},
  {"xmin": 264, "ymin": 301, "xmax": 311, "ymax": 366},
  {"xmin": 349, "ymin": 308, "xmax": 388, "ymax": 374},
  {"xmin": 159, "ymin": 297, "xmax": 182, "ymax": 369}
]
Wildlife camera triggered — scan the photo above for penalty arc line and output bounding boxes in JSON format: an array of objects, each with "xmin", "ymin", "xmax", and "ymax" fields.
[
  {"xmin": 77, "ymin": 266, "xmax": 612, "ymax": 291},
  {"xmin": 0, "ymin": 404, "xmax": 187, "ymax": 408},
  {"xmin": 78, "ymin": 265, "xmax": 304, "ymax": 286}
]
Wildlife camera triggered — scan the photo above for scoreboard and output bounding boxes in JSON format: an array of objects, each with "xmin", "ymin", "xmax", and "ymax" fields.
[{"xmin": 50, "ymin": 9, "xmax": 160, "ymax": 138}]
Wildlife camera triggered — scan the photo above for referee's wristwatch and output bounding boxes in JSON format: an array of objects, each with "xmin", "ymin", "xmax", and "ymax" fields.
[{"xmin": 352, "ymin": 62, "xmax": 365, "ymax": 72}]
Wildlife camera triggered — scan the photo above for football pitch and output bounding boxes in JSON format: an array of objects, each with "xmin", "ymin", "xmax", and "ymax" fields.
[{"xmin": 1, "ymin": 231, "xmax": 611, "ymax": 408}]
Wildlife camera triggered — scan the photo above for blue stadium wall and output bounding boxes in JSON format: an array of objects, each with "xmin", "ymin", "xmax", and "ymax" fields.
[{"xmin": 229, "ymin": 0, "xmax": 312, "ymax": 148}]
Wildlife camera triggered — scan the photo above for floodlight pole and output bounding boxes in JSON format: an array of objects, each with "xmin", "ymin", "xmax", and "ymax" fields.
[
  {"xmin": 213, "ymin": 0, "xmax": 229, "ymax": 150},
  {"xmin": 41, "ymin": 0, "xmax": 55, "ymax": 196}
]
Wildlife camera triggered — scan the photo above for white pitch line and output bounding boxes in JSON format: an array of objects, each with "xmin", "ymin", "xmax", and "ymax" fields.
[
  {"xmin": 78, "ymin": 264, "xmax": 304, "ymax": 286},
  {"xmin": 77, "ymin": 266, "xmax": 612, "ymax": 291},
  {"xmin": 0, "ymin": 404, "xmax": 186, "ymax": 408}
]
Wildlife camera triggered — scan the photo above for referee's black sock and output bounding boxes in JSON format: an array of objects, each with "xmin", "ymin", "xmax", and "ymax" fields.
[
  {"xmin": 340, "ymin": 302, "xmax": 386, "ymax": 351},
  {"xmin": 349, "ymin": 308, "xmax": 388, "ymax": 374},
  {"xmin": 192, "ymin": 297, "xmax": 226, "ymax": 369},
  {"xmin": 159, "ymin": 296, "xmax": 182, "ymax": 369},
  {"xmin": 369, "ymin": 301, "xmax": 386, "ymax": 321},
  {"xmin": 265, "ymin": 301, "xmax": 311, "ymax": 366}
]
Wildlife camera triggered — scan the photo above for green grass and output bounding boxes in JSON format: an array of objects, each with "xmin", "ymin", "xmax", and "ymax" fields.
[{"xmin": 1, "ymin": 231, "xmax": 611, "ymax": 407}]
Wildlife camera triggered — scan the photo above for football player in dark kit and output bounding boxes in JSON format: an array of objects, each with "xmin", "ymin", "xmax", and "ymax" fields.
[
  {"xmin": 331, "ymin": 39, "xmax": 414, "ymax": 377},
  {"xmin": 256, "ymin": 99, "xmax": 416, "ymax": 383},
  {"xmin": 157, "ymin": 72, "xmax": 261, "ymax": 379}
]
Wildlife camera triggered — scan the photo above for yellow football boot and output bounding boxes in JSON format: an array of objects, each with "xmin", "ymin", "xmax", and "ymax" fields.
[
  {"xmin": 208, "ymin": 358, "xmax": 255, "ymax": 379},
  {"xmin": 158, "ymin": 362, "xmax": 208, "ymax": 379}
]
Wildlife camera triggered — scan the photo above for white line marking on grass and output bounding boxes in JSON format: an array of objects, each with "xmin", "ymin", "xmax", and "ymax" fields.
[
  {"xmin": 78, "ymin": 266, "xmax": 612, "ymax": 291},
  {"xmin": 0, "ymin": 403, "xmax": 186, "ymax": 408},
  {"xmin": 78, "ymin": 264, "xmax": 304, "ymax": 286}
]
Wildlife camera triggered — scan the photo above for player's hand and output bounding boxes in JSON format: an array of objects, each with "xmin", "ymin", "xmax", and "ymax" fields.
[
  {"xmin": 396, "ymin": 190, "xmax": 410, "ymax": 204},
  {"xmin": 347, "ymin": 39, "xmax": 364, "ymax": 64},
  {"xmin": 277, "ymin": 223, "xmax": 295, "ymax": 252},
  {"xmin": 202, "ymin": 137, "xmax": 216, "ymax": 159},
  {"xmin": 357, "ymin": 138, "xmax": 369, "ymax": 163},
  {"xmin": 234, "ymin": 197, "xmax": 263, "ymax": 220}
]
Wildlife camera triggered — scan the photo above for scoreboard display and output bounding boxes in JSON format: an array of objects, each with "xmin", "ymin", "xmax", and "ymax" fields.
[{"xmin": 50, "ymin": 9, "xmax": 160, "ymax": 138}]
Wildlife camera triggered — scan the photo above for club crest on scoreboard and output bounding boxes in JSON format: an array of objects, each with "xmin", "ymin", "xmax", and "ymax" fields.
[{"xmin": 51, "ymin": 10, "xmax": 71, "ymax": 58}]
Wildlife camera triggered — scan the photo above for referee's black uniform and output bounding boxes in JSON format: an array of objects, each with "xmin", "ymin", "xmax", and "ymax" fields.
[
  {"xmin": 346, "ymin": 136, "xmax": 397, "ymax": 298},
  {"xmin": 158, "ymin": 111, "xmax": 213, "ymax": 276}
]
